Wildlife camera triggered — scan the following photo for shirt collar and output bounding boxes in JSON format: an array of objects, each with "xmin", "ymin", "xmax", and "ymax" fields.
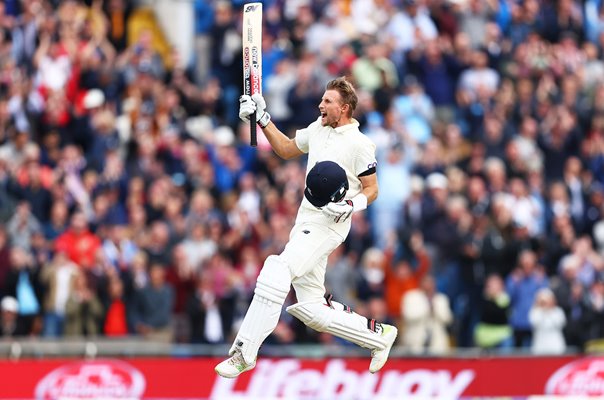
[{"xmin": 333, "ymin": 119, "xmax": 359, "ymax": 134}]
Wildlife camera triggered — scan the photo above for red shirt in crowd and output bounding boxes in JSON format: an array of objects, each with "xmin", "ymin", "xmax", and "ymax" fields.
[
  {"xmin": 104, "ymin": 299, "xmax": 128, "ymax": 336},
  {"xmin": 55, "ymin": 229, "xmax": 102, "ymax": 269}
]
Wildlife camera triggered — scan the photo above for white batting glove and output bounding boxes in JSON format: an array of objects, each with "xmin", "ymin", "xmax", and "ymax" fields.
[
  {"xmin": 323, "ymin": 200, "xmax": 354, "ymax": 223},
  {"xmin": 239, "ymin": 94, "xmax": 271, "ymax": 127},
  {"xmin": 239, "ymin": 95, "xmax": 256, "ymax": 123},
  {"xmin": 251, "ymin": 93, "xmax": 271, "ymax": 128}
]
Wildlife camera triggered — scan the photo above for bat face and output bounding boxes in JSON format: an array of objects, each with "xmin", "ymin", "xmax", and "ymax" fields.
[
  {"xmin": 243, "ymin": 3, "xmax": 262, "ymax": 95},
  {"xmin": 242, "ymin": 2, "xmax": 263, "ymax": 146}
]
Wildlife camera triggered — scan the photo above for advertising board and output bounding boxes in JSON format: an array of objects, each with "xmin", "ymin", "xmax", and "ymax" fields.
[{"xmin": 0, "ymin": 355, "xmax": 602, "ymax": 399}]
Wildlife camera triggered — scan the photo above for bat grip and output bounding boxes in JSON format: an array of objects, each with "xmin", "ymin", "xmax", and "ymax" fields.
[{"xmin": 250, "ymin": 111, "xmax": 257, "ymax": 146}]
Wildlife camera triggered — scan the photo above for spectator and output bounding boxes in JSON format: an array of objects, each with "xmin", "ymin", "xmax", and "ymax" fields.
[
  {"xmin": 43, "ymin": 200, "xmax": 69, "ymax": 240},
  {"xmin": 385, "ymin": 0, "xmax": 437, "ymax": 66},
  {"xmin": 420, "ymin": 172, "xmax": 449, "ymax": 270},
  {"xmin": 398, "ymin": 176, "xmax": 424, "ymax": 238},
  {"xmin": 143, "ymin": 221, "xmax": 173, "ymax": 266},
  {"xmin": 55, "ymin": 211, "xmax": 102, "ymax": 269},
  {"xmin": 457, "ymin": 49, "xmax": 500, "ymax": 103},
  {"xmin": 457, "ymin": 0, "xmax": 496, "ymax": 49},
  {"xmin": 7, "ymin": 201, "xmax": 41, "ymax": 251},
  {"xmin": 166, "ymin": 244, "xmax": 196, "ymax": 343},
  {"xmin": 133, "ymin": 264, "xmax": 174, "ymax": 342},
  {"xmin": 1, "ymin": 296, "xmax": 25, "ymax": 337},
  {"xmin": 64, "ymin": 273, "xmax": 103, "ymax": 337},
  {"xmin": 121, "ymin": 251, "xmax": 149, "ymax": 332},
  {"xmin": 356, "ymin": 248, "xmax": 386, "ymax": 302},
  {"xmin": 561, "ymin": 279, "xmax": 591, "ymax": 351},
  {"xmin": 474, "ymin": 274, "xmax": 513, "ymax": 351},
  {"xmin": 538, "ymin": 106, "xmax": 581, "ymax": 183},
  {"xmin": 264, "ymin": 58, "xmax": 297, "ymax": 132},
  {"xmin": 187, "ymin": 268, "xmax": 234, "ymax": 344},
  {"xmin": 103, "ymin": 275, "xmax": 128, "ymax": 337},
  {"xmin": 180, "ymin": 222, "xmax": 216, "ymax": 273},
  {"xmin": 351, "ymin": 41, "xmax": 399, "ymax": 94},
  {"xmin": 286, "ymin": 56, "xmax": 325, "ymax": 130},
  {"xmin": 11, "ymin": 157, "xmax": 52, "ymax": 222},
  {"xmin": 304, "ymin": 5, "xmax": 348, "ymax": 57},
  {"xmin": 408, "ymin": 38, "xmax": 463, "ymax": 110},
  {"xmin": 506, "ymin": 250, "xmax": 549, "ymax": 348},
  {"xmin": 3, "ymin": 246, "xmax": 41, "ymax": 336},
  {"xmin": 372, "ymin": 143, "xmax": 413, "ymax": 246},
  {"xmin": 529, "ymin": 288, "xmax": 567, "ymax": 354},
  {"xmin": 392, "ymin": 76, "xmax": 434, "ymax": 145},
  {"xmin": 40, "ymin": 251, "xmax": 79, "ymax": 337},
  {"xmin": 402, "ymin": 275, "xmax": 453, "ymax": 354},
  {"xmin": 543, "ymin": 213, "xmax": 576, "ymax": 276},
  {"xmin": 383, "ymin": 231, "xmax": 431, "ymax": 321},
  {"xmin": 102, "ymin": 221, "xmax": 138, "ymax": 272},
  {"xmin": 569, "ymin": 236, "xmax": 604, "ymax": 288}
]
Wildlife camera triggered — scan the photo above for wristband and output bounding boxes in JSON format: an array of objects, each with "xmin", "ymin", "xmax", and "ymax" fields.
[
  {"xmin": 258, "ymin": 112, "xmax": 271, "ymax": 129},
  {"xmin": 351, "ymin": 193, "xmax": 368, "ymax": 212}
]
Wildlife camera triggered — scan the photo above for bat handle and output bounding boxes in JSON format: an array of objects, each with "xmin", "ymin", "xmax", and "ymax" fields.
[{"xmin": 250, "ymin": 111, "xmax": 257, "ymax": 147}]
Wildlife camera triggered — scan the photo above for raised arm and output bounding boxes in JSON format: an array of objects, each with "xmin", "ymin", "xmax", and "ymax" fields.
[
  {"xmin": 260, "ymin": 121, "xmax": 304, "ymax": 160},
  {"xmin": 239, "ymin": 94, "xmax": 303, "ymax": 160}
]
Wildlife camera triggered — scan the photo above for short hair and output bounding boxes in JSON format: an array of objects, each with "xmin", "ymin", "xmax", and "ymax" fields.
[{"xmin": 326, "ymin": 77, "xmax": 358, "ymax": 117}]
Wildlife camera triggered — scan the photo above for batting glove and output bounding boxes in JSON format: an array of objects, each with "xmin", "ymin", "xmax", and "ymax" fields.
[
  {"xmin": 251, "ymin": 93, "xmax": 271, "ymax": 128},
  {"xmin": 239, "ymin": 94, "xmax": 271, "ymax": 128},
  {"xmin": 239, "ymin": 95, "xmax": 256, "ymax": 123},
  {"xmin": 323, "ymin": 200, "xmax": 354, "ymax": 223}
]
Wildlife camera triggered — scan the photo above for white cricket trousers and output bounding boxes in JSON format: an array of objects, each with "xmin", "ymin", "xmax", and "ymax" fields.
[
  {"xmin": 230, "ymin": 221, "xmax": 344, "ymax": 363},
  {"xmin": 285, "ymin": 222, "xmax": 345, "ymax": 301}
]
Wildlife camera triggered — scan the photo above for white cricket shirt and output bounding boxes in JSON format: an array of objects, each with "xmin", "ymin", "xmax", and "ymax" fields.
[{"xmin": 294, "ymin": 117, "xmax": 377, "ymax": 238}]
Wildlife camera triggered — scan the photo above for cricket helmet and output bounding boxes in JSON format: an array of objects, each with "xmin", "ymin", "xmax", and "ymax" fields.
[{"xmin": 304, "ymin": 160, "xmax": 349, "ymax": 208}]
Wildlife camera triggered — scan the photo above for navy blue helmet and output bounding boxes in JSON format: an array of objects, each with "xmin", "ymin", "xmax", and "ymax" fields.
[{"xmin": 304, "ymin": 161, "xmax": 349, "ymax": 208}]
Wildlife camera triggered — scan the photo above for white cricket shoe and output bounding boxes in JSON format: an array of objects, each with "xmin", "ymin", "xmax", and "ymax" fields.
[
  {"xmin": 369, "ymin": 324, "xmax": 398, "ymax": 373},
  {"xmin": 215, "ymin": 349, "xmax": 256, "ymax": 379}
]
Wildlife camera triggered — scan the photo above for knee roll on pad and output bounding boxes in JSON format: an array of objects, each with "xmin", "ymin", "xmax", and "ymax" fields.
[
  {"xmin": 255, "ymin": 255, "xmax": 291, "ymax": 304},
  {"xmin": 286, "ymin": 297, "xmax": 389, "ymax": 350}
]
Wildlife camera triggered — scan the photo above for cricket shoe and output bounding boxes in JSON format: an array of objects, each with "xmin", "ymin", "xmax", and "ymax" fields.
[
  {"xmin": 215, "ymin": 348, "xmax": 256, "ymax": 378},
  {"xmin": 369, "ymin": 323, "xmax": 398, "ymax": 373}
]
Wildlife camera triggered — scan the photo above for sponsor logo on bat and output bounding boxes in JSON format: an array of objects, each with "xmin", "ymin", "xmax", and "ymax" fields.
[{"xmin": 244, "ymin": 4, "xmax": 260, "ymax": 12}]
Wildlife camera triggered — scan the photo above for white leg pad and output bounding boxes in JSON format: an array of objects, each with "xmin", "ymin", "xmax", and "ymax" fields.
[
  {"xmin": 286, "ymin": 297, "xmax": 388, "ymax": 350},
  {"xmin": 230, "ymin": 255, "xmax": 291, "ymax": 364}
]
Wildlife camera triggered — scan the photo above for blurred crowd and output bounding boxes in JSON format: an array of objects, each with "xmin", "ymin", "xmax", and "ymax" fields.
[{"xmin": 0, "ymin": 0, "xmax": 604, "ymax": 355}]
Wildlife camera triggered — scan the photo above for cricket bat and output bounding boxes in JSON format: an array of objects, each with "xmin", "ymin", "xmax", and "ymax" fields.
[{"xmin": 242, "ymin": 2, "xmax": 263, "ymax": 147}]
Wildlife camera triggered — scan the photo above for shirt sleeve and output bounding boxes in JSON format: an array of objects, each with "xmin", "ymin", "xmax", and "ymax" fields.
[
  {"xmin": 355, "ymin": 137, "xmax": 377, "ymax": 177},
  {"xmin": 294, "ymin": 126, "xmax": 310, "ymax": 153}
]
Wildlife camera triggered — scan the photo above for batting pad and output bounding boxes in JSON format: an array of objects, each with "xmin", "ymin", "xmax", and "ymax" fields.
[
  {"xmin": 286, "ymin": 298, "xmax": 389, "ymax": 350},
  {"xmin": 230, "ymin": 256, "xmax": 291, "ymax": 364}
]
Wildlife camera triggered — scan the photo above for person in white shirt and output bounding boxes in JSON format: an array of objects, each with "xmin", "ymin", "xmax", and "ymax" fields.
[
  {"xmin": 529, "ymin": 288, "xmax": 566, "ymax": 354},
  {"xmin": 402, "ymin": 274, "xmax": 453, "ymax": 354},
  {"xmin": 215, "ymin": 77, "xmax": 398, "ymax": 378}
]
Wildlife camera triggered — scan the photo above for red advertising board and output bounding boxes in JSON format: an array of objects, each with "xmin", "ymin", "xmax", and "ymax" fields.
[{"xmin": 0, "ymin": 355, "xmax": 603, "ymax": 399}]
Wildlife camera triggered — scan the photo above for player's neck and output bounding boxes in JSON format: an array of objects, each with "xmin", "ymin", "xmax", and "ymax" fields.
[{"xmin": 331, "ymin": 117, "xmax": 353, "ymax": 129}]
